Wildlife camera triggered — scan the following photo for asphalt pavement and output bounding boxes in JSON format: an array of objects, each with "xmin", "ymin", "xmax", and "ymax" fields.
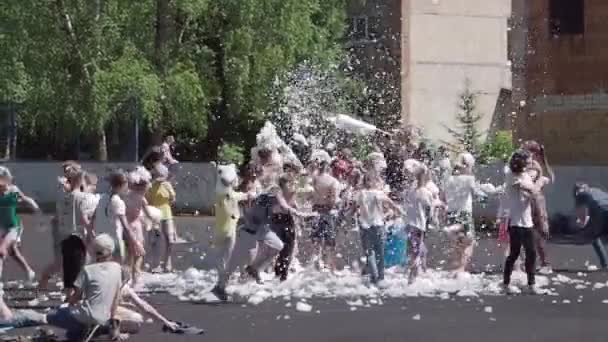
[{"xmin": 2, "ymin": 215, "xmax": 608, "ymax": 342}]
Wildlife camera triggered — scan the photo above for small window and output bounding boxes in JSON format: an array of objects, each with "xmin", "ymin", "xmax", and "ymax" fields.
[
  {"xmin": 354, "ymin": 17, "xmax": 368, "ymax": 41},
  {"xmin": 549, "ymin": 0, "xmax": 585, "ymax": 36},
  {"xmin": 368, "ymin": 17, "xmax": 381, "ymax": 39}
]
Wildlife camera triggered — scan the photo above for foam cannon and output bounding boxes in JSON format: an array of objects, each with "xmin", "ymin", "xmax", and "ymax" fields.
[{"xmin": 331, "ymin": 114, "xmax": 391, "ymax": 136}]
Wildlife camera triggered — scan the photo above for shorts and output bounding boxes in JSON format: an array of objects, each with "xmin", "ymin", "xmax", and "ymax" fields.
[
  {"xmin": 160, "ymin": 219, "xmax": 177, "ymax": 243},
  {"xmin": 311, "ymin": 209, "xmax": 337, "ymax": 247},
  {"xmin": 446, "ymin": 211, "xmax": 475, "ymax": 239},
  {"xmin": 13, "ymin": 224, "xmax": 23, "ymax": 244},
  {"xmin": 1, "ymin": 229, "xmax": 19, "ymax": 248}
]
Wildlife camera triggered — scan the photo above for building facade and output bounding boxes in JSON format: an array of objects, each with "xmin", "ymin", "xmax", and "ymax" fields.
[
  {"xmin": 347, "ymin": 0, "xmax": 512, "ymax": 143},
  {"xmin": 512, "ymin": 0, "xmax": 608, "ymax": 165}
]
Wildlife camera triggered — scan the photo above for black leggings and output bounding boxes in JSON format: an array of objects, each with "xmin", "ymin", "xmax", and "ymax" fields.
[
  {"xmin": 61, "ymin": 235, "xmax": 87, "ymax": 288},
  {"xmin": 273, "ymin": 214, "xmax": 296, "ymax": 281},
  {"xmin": 504, "ymin": 226, "xmax": 536, "ymax": 286}
]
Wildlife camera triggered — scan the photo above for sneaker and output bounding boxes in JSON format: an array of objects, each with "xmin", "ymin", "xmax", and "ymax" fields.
[
  {"xmin": 502, "ymin": 284, "xmax": 520, "ymax": 295},
  {"xmin": 245, "ymin": 266, "xmax": 263, "ymax": 284},
  {"xmin": 211, "ymin": 286, "xmax": 228, "ymax": 302},
  {"xmin": 376, "ymin": 279, "xmax": 389, "ymax": 289},
  {"xmin": 527, "ymin": 285, "xmax": 545, "ymax": 295},
  {"xmin": 538, "ymin": 265, "xmax": 553, "ymax": 275}
]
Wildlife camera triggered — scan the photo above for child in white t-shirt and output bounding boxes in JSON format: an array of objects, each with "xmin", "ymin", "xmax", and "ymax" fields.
[
  {"xmin": 352, "ymin": 174, "xmax": 403, "ymax": 285},
  {"xmin": 93, "ymin": 170, "xmax": 139, "ymax": 263},
  {"xmin": 403, "ymin": 166, "xmax": 444, "ymax": 284},
  {"xmin": 443, "ymin": 153, "xmax": 500, "ymax": 273}
]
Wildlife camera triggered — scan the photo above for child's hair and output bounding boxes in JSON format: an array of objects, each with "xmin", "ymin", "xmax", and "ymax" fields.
[
  {"xmin": 62, "ymin": 161, "xmax": 82, "ymax": 180},
  {"xmin": 522, "ymin": 140, "xmax": 554, "ymax": 182},
  {"xmin": 66, "ymin": 169, "xmax": 84, "ymax": 192},
  {"xmin": 84, "ymin": 172, "xmax": 98, "ymax": 187},
  {"xmin": 108, "ymin": 169, "xmax": 128, "ymax": 190},
  {"xmin": 509, "ymin": 149, "xmax": 530, "ymax": 174},
  {"xmin": 0, "ymin": 166, "xmax": 13, "ymax": 180}
]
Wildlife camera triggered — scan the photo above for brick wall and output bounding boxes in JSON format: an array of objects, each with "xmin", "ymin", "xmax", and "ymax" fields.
[
  {"xmin": 514, "ymin": 0, "xmax": 608, "ymax": 164},
  {"xmin": 527, "ymin": 0, "xmax": 608, "ymax": 96}
]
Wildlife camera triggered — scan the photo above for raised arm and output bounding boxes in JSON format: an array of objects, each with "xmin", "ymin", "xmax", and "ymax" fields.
[{"xmin": 17, "ymin": 191, "xmax": 40, "ymax": 212}]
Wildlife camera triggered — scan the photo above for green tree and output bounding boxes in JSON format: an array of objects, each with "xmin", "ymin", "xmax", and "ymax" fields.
[
  {"xmin": 445, "ymin": 83, "xmax": 484, "ymax": 156},
  {"xmin": 2, "ymin": 0, "xmax": 348, "ymax": 161}
]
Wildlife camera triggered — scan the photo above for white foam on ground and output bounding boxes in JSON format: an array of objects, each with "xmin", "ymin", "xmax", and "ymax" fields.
[
  {"xmin": 139, "ymin": 267, "xmax": 552, "ymax": 305},
  {"xmin": 296, "ymin": 302, "xmax": 313, "ymax": 312}
]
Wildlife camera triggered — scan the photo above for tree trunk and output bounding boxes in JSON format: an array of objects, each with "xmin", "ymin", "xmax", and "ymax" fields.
[
  {"xmin": 200, "ymin": 36, "xmax": 228, "ymax": 162},
  {"xmin": 95, "ymin": 129, "xmax": 108, "ymax": 161},
  {"xmin": 154, "ymin": 0, "xmax": 171, "ymax": 75}
]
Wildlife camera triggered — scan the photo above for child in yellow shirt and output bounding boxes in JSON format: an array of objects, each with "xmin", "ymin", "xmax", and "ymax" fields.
[
  {"xmin": 146, "ymin": 165, "xmax": 176, "ymax": 273},
  {"xmin": 212, "ymin": 164, "xmax": 254, "ymax": 301}
]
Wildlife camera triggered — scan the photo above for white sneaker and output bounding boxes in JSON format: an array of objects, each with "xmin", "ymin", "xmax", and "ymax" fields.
[
  {"xmin": 538, "ymin": 266, "xmax": 553, "ymax": 275},
  {"xmin": 527, "ymin": 285, "xmax": 546, "ymax": 295},
  {"xmin": 376, "ymin": 280, "xmax": 389, "ymax": 289},
  {"xmin": 502, "ymin": 284, "xmax": 520, "ymax": 295}
]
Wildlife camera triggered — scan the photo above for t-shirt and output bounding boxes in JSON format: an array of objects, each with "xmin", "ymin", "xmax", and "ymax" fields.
[
  {"xmin": 0, "ymin": 190, "xmax": 20, "ymax": 231},
  {"xmin": 443, "ymin": 175, "xmax": 486, "ymax": 213},
  {"xmin": 55, "ymin": 191, "xmax": 90, "ymax": 240},
  {"xmin": 71, "ymin": 261, "xmax": 122, "ymax": 325},
  {"xmin": 80, "ymin": 193, "xmax": 101, "ymax": 222},
  {"xmin": 504, "ymin": 172, "xmax": 534, "ymax": 228},
  {"xmin": 93, "ymin": 194, "xmax": 126, "ymax": 244},
  {"xmin": 403, "ymin": 186, "xmax": 433, "ymax": 230},
  {"xmin": 146, "ymin": 181, "xmax": 175, "ymax": 220},
  {"xmin": 575, "ymin": 187, "xmax": 608, "ymax": 221},
  {"xmin": 355, "ymin": 189, "xmax": 387, "ymax": 229},
  {"xmin": 215, "ymin": 190, "xmax": 247, "ymax": 239}
]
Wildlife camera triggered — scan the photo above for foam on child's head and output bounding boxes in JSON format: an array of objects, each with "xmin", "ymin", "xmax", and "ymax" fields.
[
  {"xmin": 151, "ymin": 163, "xmax": 169, "ymax": 180},
  {"xmin": 457, "ymin": 152, "xmax": 475, "ymax": 168},
  {"xmin": 0, "ymin": 166, "xmax": 12, "ymax": 180},
  {"xmin": 128, "ymin": 166, "xmax": 152, "ymax": 185}
]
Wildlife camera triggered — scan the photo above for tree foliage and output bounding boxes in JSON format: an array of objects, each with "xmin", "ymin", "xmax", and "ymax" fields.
[
  {"xmin": 445, "ymin": 83, "xmax": 484, "ymax": 157},
  {"xmin": 1, "ymin": 0, "xmax": 349, "ymax": 161}
]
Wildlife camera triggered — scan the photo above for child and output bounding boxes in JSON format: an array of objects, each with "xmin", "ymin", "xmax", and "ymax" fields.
[
  {"xmin": 502, "ymin": 150, "xmax": 544, "ymax": 294},
  {"xmin": 443, "ymin": 153, "xmax": 498, "ymax": 274},
  {"xmin": 76, "ymin": 172, "xmax": 100, "ymax": 245},
  {"xmin": 403, "ymin": 165, "xmax": 444, "ymax": 284},
  {"xmin": 92, "ymin": 170, "xmax": 140, "ymax": 263},
  {"xmin": 161, "ymin": 135, "xmax": 179, "ymax": 180},
  {"xmin": 125, "ymin": 167, "xmax": 154, "ymax": 286},
  {"xmin": 40, "ymin": 166, "xmax": 87, "ymax": 290},
  {"xmin": 0, "ymin": 167, "xmax": 40, "ymax": 280},
  {"xmin": 352, "ymin": 174, "xmax": 404, "ymax": 285},
  {"xmin": 211, "ymin": 164, "xmax": 253, "ymax": 300},
  {"xmin": 146, "ymin": 165, "xmax": 176, "ymax": 272},
  {"xmin": 272, "ymin": 174, "xmax": 316, "ymax": 281},
  {"xmin": 521, "ymin": 140, "xmax": 553, "ymax": 274}
]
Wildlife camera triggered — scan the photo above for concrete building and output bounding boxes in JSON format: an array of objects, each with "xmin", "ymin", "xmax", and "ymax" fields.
[
  {"xmin": 512, "ymin": 0, "xmax": 608, "ymax": 165},
  {"xmin": 347, "ymin": 0, "xmax": 512, "ymax": 142}
]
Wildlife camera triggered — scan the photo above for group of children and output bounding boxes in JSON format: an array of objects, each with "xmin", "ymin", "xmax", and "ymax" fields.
[
  {"xmin": 205, "ymin": 136, "xmax": 558, "ymax": 299},
  {"xmin": 0, "ymin": 158, "xmax": 180, "ymax": 296}
]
